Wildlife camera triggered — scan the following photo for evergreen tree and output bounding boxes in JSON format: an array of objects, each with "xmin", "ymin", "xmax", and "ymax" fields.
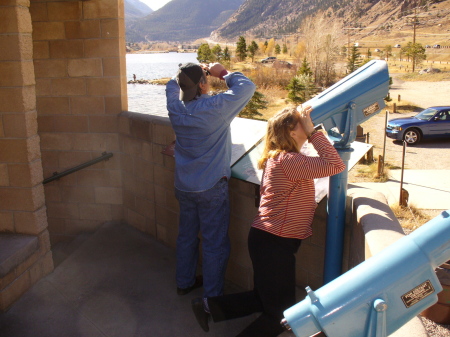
[
  {"xmin": 287, "ymin": 77, "xmax": 304, "ymax": 104},
  {"xmin": 287, "ymin": 75, "xmax": 316, "ymax": 104},
  {"xmin": 211, "ymin": 44, "xmax": 222, "ymax": 62},
  {"xmin": 236, "ymin": 36, "xmax": 247, "ymax": 61},
  {"xmin": 275, "ymin": 44, "xmax": 281, "ymax": 55},
  {"xmin": 239, "ymin": 91, "xmax": 268, "ymax": 119},
  {"xmin": 223, "ymin": 46, "xmax": 231, "ymax": 65},
  {"xmin": 367, "ymin": 48, "xmax": 372, "ymax": 60},
  {"xmin": 297, "ymin": 57, "xmax": 313, "ymax": 77},
  {"xmin": 197, "ymin": 43, "xmax": 212, "ymax": 63},
  {"xmin": 347, "ymin": 46, "xmax": 362, "ymax": 73},
  {"xmin": 247, "ymin": 41, "xmax": 259, "ymax": 62},
  {"xmin": 384, "ymin": 45, "xmax": 392, "ymax": 61},
  {"xmin": 282, "ymin": 44, "xmax": 288, "ymax": 54},
  {"xmin": 401, "ymin": 42, "xmax": 426, "ymax": 71}
]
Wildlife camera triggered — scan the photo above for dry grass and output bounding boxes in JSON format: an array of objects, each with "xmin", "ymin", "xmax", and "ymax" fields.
[
  {"xmin": 391, "ymin": 203, "xmax": 432, "ymax": 232},
  {"xmin": 385, "ymin": 100, "xmax": 422, "ymax": 114},
  {"xmin": 397, "ymin": 71, "xmax": 450, "ymax": 82},
  {"xmin": 354, "ymin": 162, "xmax": 391, "ymax": 182}
]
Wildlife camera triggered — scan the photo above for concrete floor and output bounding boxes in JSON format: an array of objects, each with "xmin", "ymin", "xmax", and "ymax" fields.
[
  {"xmin": 0, "ymin": 222, "xmax": 263, "ymax": 337},
  {"xmin": 0, "ymin": 221, "xmax": 430, "ymax": 337}
]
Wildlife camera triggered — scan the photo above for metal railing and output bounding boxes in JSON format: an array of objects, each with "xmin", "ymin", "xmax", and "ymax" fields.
[{"xmin": 43, "ymin": 152, "xmax": 113, "ymax": 184}]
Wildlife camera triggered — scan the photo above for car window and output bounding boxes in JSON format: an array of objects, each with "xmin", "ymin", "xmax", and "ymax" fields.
[{"xmin": 415, "ymin": 108, "xmax": 438, "ymax": 120}]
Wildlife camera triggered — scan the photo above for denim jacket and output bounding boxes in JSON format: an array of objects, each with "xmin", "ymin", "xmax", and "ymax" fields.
[{"xmin": 166, "ymin": 72, "xmax": 256, "ymax": 192}]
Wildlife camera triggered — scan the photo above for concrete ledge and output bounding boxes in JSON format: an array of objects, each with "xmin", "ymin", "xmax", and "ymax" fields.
[
  {"xmin": 348, "ymin": 185, "xmax": 428, "ymax": 337},
  {"xmin": 0, "ymin": 234, "xmax": 39, "ymax": 278}
]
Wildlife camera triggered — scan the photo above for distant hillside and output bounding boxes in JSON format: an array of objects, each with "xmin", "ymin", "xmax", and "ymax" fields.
[
  {"xmin": 125, "ymin": 0, "xmax": 153, "ymax": 21},
  {"xmin": 126, "ymin": 0, "xmax": 244, "ymax": 42},
  {"xmin": 211, "ymin": 0, "xmax": 450, "ymax": 44}
]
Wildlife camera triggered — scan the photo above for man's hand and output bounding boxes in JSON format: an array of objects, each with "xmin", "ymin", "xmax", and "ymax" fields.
[{"xmin": 201, "ymin": 63, "xmax": 228, "ymax": 79}]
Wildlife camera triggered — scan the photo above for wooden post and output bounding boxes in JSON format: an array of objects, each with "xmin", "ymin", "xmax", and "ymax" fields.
[
  {"xmin": 398, "ymin": 94, "xmax": 401, "ymax": 102},
  {"xmin": 376, "ymin": 154, "xmax": 383, "ymax": 178},
  {"xmin": 393, "ymin": 103, "xmax": 397, "ymax": 114},
  {"xmin": 366, "ymin": 132, "xmax": 373, "ymax": 162}
]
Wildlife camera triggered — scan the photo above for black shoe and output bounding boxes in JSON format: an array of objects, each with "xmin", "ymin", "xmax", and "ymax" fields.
[
  {"xmin": 177, "ymin": 275, "xmax": 203, "ymax": 296},
  {"xmin": 191, "ymin": 297, "xmax": 210, "ymax": 332}
]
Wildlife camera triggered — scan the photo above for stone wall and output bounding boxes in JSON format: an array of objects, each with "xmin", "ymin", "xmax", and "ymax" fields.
[
  {"xmin": 31, "ymin": 0, "xmax": 127, "ymax": 244},
  {"xmin": 0, "ymin": 0, "xmax": 53, "ymax": 311},
  {"xmin": 118, "ymin": 111, "xmax": 333, "ymax": 290}
]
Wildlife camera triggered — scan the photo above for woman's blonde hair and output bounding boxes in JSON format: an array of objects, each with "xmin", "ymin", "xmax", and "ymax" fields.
[{"xmin": 258, "ymin": 107, "xmax": 300, "ymax": 170}]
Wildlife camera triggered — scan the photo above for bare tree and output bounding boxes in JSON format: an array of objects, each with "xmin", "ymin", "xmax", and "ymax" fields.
[{"xmin": 299, "ymin": 14, "xmax": 340, "ymax": 87}]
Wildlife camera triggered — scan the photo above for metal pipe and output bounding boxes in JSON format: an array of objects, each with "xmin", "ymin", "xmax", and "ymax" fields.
[
  {"xmin": 400, "ymin": 141, "xmax": 406, "ymax": 204},
  {"xmin": 43, "ymin": 152, "xmax": 113, "ymax": 184},
  {"xmin": 382, "ymin": 110, "xmax": 389, "ymax": 173},
  {"xmin": 324, "ymin": 148, "xmax": 352, "ymax": 284}
]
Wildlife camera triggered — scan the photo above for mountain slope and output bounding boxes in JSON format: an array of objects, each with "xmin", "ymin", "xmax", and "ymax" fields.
[
  {"xmin": 125, "ymin": 0, "xmax": 153, "ymax": 20},
  {"xmin": 211, "ymin": 0, "xmax": 450, "ymax": 41},
  {"xmin": 126, "ymin": 0, "xmax": 244, "ymax": 42}
]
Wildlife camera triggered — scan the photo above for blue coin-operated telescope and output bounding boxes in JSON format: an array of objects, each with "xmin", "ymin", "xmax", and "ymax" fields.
[
  {"xmin": 303, "ymin": 60, "xmax": 390, "ymax": 283},
  {"xmin": 282, "ymin": 210, "xmax": 450, "ymax": 337}
]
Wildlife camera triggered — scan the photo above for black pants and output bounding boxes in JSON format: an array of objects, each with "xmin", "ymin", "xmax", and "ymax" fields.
[{"xmin": 208, "ymin": 227, "xmax": 302, "ymax": 337}]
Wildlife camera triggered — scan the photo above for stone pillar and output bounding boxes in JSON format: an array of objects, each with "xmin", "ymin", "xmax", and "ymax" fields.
[
  {"xmin": 31, "ymin": 0, "xmax": 127, "ymax": 243},
  {"xmin": 0, "ymin": 0, "xmax": 53, "ymax": 311}
]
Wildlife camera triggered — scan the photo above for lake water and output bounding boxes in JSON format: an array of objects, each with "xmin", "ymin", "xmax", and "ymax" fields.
[{"xmin": 126, "ymin": 52, "xmax": 198, "ymax": 115}]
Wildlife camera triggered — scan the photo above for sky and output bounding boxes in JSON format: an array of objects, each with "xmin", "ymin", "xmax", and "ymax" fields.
[{"xmin": 139, "ymin": 0, "xmax": 172, "ymax": 11}]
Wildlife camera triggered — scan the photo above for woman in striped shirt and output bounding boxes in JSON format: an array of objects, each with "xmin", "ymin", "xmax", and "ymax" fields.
[{"xmin": 192, "ymin": 106, "xmax": 345, "ymax": 337}]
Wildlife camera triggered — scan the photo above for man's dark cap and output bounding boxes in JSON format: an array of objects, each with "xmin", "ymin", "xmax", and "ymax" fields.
[{"xmin": 176, "ymin": 63, "xmax": 204, "ymax": 101}]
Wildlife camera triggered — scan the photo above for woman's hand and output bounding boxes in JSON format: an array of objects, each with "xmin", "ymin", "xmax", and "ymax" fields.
[{"xmin": 297, "ymin": 105, "xmax": 315, "ymax": 136}]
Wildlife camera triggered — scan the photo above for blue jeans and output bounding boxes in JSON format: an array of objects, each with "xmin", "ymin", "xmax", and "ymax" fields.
[{"xmin": 175, "ymin": 178, "xmax": 231, "ymax": 297}]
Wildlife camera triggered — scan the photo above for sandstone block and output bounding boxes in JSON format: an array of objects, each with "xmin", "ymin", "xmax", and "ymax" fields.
[
  {"xmin": 0, "ymin": 35, "xmax": 33, "ymax": 61},
  {"xmin": 95, "ymin": 187, "xmax": 123, "ymax": 205},
  {"xmin": 86, "ymin": 78, "xmax": 121, "ymax": 96},
  {"xmin": 79, "ymin": 203, "xmax": 112, "ymax": 221},
  {"xmin": 33, "ymin": 59, "xmax": 67, "ymax": 78},
  {"xmin": 29, "ymin": 251, "xmax": 54, "ymax": 285},
  {"xmin": 100, "ymin": 19, "xmax": 121, "ymax": 38},
  {"xmin": 83, "ymin": 0, "xmax": 120, "ymax": 20},
  {"xmin": 64, "ymin": 21, "xmax": 101, "ymax": 39},
  {"xmin": 35, "ymin": 78, "xmax": 51, "ymax": 96},
  {"xmin": 61, "ymin": 186, "xmax": 95, "ymax": 204},
  {"xmin": 39, "ymin": 133, "xmax": 73, "ymax": 151},
  {"xmin": 105, "ymin": 96, "xmax": 124, "ymax": 115},
  {"xmin": 0, "ymin": 212, "xmax": 14, "ymax": 232},
  {"xmin": 51, "ymin": 78, "xmax": 86, "ymax": 96},
  {"xmin": 46, "ymin": 202, "xmax": 79, "ymax": 219},
  {"xmin": 49, "ymin": 40, "xmax": 84, "ymax": 59},
  {"xmin": 3, "ymin": 110, "xmax": 38, "ymax": 138},
  {"xmin": 14, "ymin": 206, "xmax": 48, "ymax": 235},
  {"xmin": 36, "ymin": 97, "xmax": 70, "ymax": 115},
  {"xmin": 32, "ymin": 22, "xmax": 65, "ymax": 40},
  {"xmin": 0, "ymin": 184, "xmax": 45, "ymax": 211},
  {"xmin": 47, "ymin": 2, "xmax": 81, "ymax": 21},
  {"xmin": 0, "ymin": 7, "xmax": 32, "ymax": 34},
  {"xmin": 0, "ymin": 271, "xmax": 31, "ymax": 311},
  {"xmin": 8, "ymin": 160, "xmax": 44, "ymax": 187},
  {"xmin": 0, "ymin": 86, "xmax": 36, "ymax": 113},
  {"xmin": 0, "ymin": 60, "xmax": 35, "ymax": 87},
  {"xmin": 29, "ymin": 2, "xmax": 48, "ymax": 22},
  {"xmin": 70, "ymin": 96, "xmax": 105, "ymax": 115},
  {"xmin": 89, "ymin": 116, "xmax": 118, "ymax": 133},
  {"xmin": 85, "ymin": 39, "xmax": 120, "ymax": 58},
  {"xmin": 102, "ymin": 57, "xmax": 122, "ymax": 77},
  {"xmin": 68, "ymin": 58, "xmax": 102, "ymax": 77}
]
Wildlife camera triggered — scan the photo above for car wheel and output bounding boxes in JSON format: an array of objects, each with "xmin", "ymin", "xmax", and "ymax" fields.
[{"xmin": 403, "ymin": 128, "xmax": 421, "ymax": 145}]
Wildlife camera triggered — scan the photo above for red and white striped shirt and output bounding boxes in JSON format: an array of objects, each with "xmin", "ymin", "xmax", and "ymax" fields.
[{"xmin": 252, "ymin": 132, "xmax": 346, "ymax": 239}]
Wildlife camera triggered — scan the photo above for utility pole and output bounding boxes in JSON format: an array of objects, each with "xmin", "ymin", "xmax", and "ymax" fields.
[{"xmin": 412, "ymin": 6, "xmax": 418, "ymax": 72}]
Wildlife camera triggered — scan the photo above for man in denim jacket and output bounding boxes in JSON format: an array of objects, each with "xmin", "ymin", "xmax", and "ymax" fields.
[{"xmin": 166, "ymin": 63, "xmax": 256, "ymax": 305}]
